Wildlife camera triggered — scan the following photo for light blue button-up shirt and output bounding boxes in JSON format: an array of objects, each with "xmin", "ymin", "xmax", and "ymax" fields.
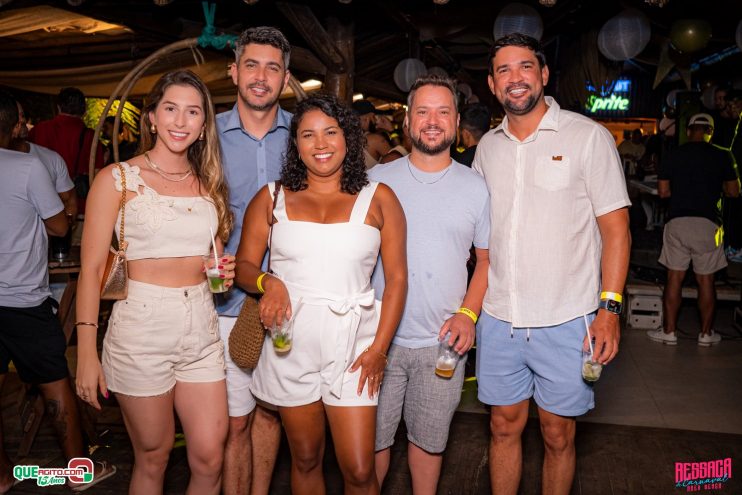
[{"xmin": 216, "ymin": 104, "xmax": 292, "ymax": 316}]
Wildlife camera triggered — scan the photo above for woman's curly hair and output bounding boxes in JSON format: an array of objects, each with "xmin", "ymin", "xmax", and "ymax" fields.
[{"xmin": 281, "ymin": 93, "xmax": 369, "ymax": 194}]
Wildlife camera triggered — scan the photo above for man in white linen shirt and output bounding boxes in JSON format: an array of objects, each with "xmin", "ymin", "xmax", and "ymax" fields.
[{"xmin": 472, "ymin": 33, "xmax": 631, "ymax": 495}]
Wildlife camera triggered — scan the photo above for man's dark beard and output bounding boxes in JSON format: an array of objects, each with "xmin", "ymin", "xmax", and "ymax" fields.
[
  {"xmin": 240, "ymin": 85, "xmax": 281, "ymax": 112},
  {"xmin": 501, "ymin": 86, "xmax": 542, "ymax": 116},
  {"xmin": 411, "ymin": 129, "xmax": 455, "ymax": 155}
]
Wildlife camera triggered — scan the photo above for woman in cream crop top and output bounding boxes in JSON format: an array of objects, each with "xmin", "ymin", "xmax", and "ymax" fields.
[
  {"xmin": 75, "ymin": 70, "xmax": 234, "ymax": 494},
  {"xmin": 112, "ymin": 161, "xmax": 218, "ymax": 260}
]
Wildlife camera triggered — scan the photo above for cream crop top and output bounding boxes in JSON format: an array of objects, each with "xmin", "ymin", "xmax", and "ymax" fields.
[{"xmin": 113, "ymin": 162, "xmax": 217, "ymax": 261}]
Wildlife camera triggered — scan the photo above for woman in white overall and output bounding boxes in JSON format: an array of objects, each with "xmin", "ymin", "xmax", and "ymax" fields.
[{"xmin": 235, "ymin": 93, "xmax": 407, "ymax": 495}]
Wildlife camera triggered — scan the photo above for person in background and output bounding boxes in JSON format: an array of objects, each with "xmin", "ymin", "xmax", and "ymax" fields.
[
  {"xmin": 370, "ymin": 75, "xmax": 490, "ymax": 495},
  {"xmin": 75, "ymin": 70, "xmax": 233, "ymax": 494},
  {"xmin": 216, "ymin": 25, "xmax": 295, "ymax": 495},
  {"xmin": 0, "ymin": 90, "xmax": 116, "ymax": 493},
  {"xmin": 648, "ymin": 113, "xmax": 740, "ymax": 346},
  {"xmin": 11, "ymin": 100, "xmax": 77, "ymax": 226},
  {"xmin": 102, "ymin": 115, "xmax": 139, "ymax": 165},
  {"xmin": 474, "ymin": 33, "xmax": 631, "ymax": 495},
  {"xmin": 353, "ymin": 99, "xmax": 391, "ymax": 169},
  {"xmin": 452, "ymin": 102, "xmax": 492, "ymax": 167},
  {"xmin": 617, "ymin": 129, "xmax": 645, "ymax": 177},
  {"xmin": 28, "ymin": 87, "xmax": 104, "ymax": 215},
  {"xmin": 380, "ymin": 123, "xmax": 411, "ymax": 164},
  {"xmin": 717, "ymin": 91, "xmax": 742, "ymax": 262},
  {"xmin": 236, "ymin": 93, "xmax": 407, "ymax": 495}
]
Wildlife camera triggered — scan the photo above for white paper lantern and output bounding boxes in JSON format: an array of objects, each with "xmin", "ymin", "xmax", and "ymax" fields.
[
  {"xmin": 736, "ymin": 19, "xmax": 742, "ymax": 52},
  {"xmin": 597, "ymin": 9, "xmax": 651, "ymax": 61},
  {"xmin": 427, "ymin": 66, "xmax": 449, "ymax": 78},
  {"xmin": 394, "ymin": 58, "xmax": 427, "ymax": 92},
  {"xmin": 493, "ymin": 3, "xmax": 543, "ymax": 41}
]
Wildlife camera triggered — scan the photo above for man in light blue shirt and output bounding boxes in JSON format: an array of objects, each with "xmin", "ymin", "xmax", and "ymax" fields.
[
  {"xmin": 370, "ymin": 75, "xmax": 490, "ymax": 494},
  {"xmin": 216, "ymin": 27, "xmax": 292, "ymax": 495}
]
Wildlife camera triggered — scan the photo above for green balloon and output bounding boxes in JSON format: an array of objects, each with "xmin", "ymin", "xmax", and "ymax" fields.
[{"xmin": 670, "ymin": 19, "xmax": 712, "ymax": 53}]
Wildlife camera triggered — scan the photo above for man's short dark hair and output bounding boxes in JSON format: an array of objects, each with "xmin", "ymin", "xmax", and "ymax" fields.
[
  {"xmin": 459, "ymin": 103, "xmax": 492, "ymax": 139},
  {"xmin": 407, "ymin": 74, "xmax": 459, "ymax": 114},
  {"xmin": 57, "ymin": 87, "xmax": 86, "ymax": 116},
  {"xmin": 0, "ymin": 90, "xmax": 19, "ymax": 135},
  {"xmin": 488, "ymin": 33, "xmax": 547, "ymax": 75},
  {"xmin": 234, "ymin": 26, "xmax": 291, "ymax": 70}
]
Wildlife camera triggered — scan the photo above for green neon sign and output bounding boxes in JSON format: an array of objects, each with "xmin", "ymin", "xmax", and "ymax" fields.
[{"xmin": 587, "ymin": 94, "xmax": 630, "ymax": 113}]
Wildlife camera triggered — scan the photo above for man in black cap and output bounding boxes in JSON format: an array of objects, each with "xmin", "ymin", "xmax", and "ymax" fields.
[
  {"xmin": 648, "ymin": 113, "xmax": 740, "ymax": 347},
  {"xmin": 352, "ymin": 99, "xmax": 390, "ymax": 169}
]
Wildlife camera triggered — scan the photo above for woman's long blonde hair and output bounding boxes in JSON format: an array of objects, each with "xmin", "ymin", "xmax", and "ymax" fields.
[{"xmin": 139, "ymin": 70, "xmax": 233, "ymax": 241}]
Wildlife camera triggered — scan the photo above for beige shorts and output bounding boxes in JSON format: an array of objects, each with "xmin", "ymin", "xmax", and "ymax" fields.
[
  {"xmin": 659, "ymin": 217, "xmax": 727, "ymax": 275},
  {"xmin": 102, "ymin": 279, "xmax": 225, "ymax": 397}
]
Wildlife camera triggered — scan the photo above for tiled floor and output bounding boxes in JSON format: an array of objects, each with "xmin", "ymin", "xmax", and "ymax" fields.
[{"xmin": 459, "ymin": 300, "xmax": 742, "ymax": 435}]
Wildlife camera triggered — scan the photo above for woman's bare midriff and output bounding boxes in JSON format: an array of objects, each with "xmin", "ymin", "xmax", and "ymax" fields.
[{"xmin": 127, "ymin": 256, "xmax": 207, "ymax": 287}]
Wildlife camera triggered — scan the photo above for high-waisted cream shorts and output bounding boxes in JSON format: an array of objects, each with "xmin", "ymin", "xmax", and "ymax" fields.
[{"xmin": 102, "ymin": 279, "xmax": 225, "ymax": 397}]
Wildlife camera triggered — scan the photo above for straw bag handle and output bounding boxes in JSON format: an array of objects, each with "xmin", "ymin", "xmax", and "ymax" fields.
[{"xmin": 266, "ymin": 180, "xmax": 281, "ymax": 273}]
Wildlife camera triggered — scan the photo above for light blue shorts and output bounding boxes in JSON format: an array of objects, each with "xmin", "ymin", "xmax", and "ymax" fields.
[{"xmin": 475, "ymin": 312, "xmax": 595, "ymax": 417}]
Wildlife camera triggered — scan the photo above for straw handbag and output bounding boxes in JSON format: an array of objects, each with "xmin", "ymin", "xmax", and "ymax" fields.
[
  {"xmin": 228, "ymin": 182, "xmax": 282, "ymax": 369},
  {"xmin": 100, "ymin": 163, "xmax": 129, "ymax": 300}
]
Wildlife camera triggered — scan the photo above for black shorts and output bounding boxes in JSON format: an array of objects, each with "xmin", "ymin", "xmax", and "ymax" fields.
[{"xmin": 0, "ymin": 298, "xmax": 69, "ymax": 384}]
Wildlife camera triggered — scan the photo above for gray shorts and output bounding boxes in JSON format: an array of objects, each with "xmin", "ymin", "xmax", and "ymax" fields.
[
  {"xmin": 375, "ymin": 343, "xmax": 466, "ymax": 454},
  {"xmin": 659, "ymin": 217, "xmax": 727, "ymax": 275}
]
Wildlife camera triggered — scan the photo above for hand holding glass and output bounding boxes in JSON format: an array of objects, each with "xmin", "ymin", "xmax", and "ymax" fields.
[{"xmin": 202, "ymin": 254, "xmax": 228, "ymax": 293}]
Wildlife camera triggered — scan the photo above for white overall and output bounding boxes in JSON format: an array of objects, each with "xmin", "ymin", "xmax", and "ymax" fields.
[{"xmin": 250, "ymin": 181, "xmax": 382, "ymax": 407}]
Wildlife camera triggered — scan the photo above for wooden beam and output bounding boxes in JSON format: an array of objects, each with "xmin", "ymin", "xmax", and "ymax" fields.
[
  {"xmin": 290, "ymin": 46, "xmax": 327, "ymax": 76},
  {"xmin": 275, "ymin": 1, "xmax": 347, "ymax": 73},
  {"xmin": 355, "ymin": 76, "xmax": 405, "ymax": 102},
  {"xmin": 323, "ymin": 16, "xmax": 354, "ymax": 104}
]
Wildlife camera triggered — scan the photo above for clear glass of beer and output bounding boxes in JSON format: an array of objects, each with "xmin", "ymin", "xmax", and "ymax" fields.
[{"xmin": 435, "ymin": 334, "xmax": 459, "ymax": 378}]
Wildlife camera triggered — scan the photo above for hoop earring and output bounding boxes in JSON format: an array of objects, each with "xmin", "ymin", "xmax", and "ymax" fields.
[
  {"xmin": 199, "ymin": 128, "xmax": 205, "ymax": 141},
  {"xmin": 150, "ymin": 123, "xmax": 156, "ymax": 134}
]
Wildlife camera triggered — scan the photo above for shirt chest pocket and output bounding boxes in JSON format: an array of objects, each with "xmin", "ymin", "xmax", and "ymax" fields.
[{"xmin": 534, "ymin": 156, "xmax": 571, "ymax": 191}]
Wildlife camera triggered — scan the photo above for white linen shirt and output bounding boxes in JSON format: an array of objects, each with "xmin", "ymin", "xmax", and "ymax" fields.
[{"xmin": 473, "ymin": 97, "xmax": 630, "ymax": 328}]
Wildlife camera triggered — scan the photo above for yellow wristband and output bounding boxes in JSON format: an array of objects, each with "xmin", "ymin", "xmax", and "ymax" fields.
[
  {"xmin": 457, "ymin": 307, "xmax": 478, "ymax": 324},
  {"xmin": 600, "ymin": 291, "xmax": 623, "ymax": 303},
  {"xmin": 256, "ymin": 272, "xmax": 268, "ymax": 294}
]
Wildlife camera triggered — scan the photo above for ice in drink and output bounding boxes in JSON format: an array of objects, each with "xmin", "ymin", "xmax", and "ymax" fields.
[
  {"xmin": 581, "ymin": 353, "xmax": 603, "ymax": 382},
  {"xmin": 272, "ymin": 333, "xmax": 292, "ymax": 354},
  {"xmin": 206, "ymin": 268, "xmax": 227, "ymax": 293}
]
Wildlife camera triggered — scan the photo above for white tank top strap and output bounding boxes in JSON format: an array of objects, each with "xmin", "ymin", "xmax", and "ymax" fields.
[
  {"xmin": 349, "ymin": 181, "xmax": 379, "ymax": 225},
  {"xmin": 267, "ymin": 181, "xmax": 289, "ymax": 223}
]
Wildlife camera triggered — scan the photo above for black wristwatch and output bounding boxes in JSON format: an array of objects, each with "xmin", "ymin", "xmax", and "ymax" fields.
[{"xmin": 599, "ymin": 298, "xmax": 622, "ymax": 315}]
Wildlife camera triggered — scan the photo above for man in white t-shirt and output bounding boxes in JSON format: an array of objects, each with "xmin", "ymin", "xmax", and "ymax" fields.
[
  {"xmin": 12, "ymin": 101, "xmax": 77, "ymax": 224},
  {"xmin": 473, "ymin": 34, "xmax": 631, "ymax": 495}
]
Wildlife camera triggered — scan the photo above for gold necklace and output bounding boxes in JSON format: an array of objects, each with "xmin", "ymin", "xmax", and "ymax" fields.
[{"xmin": 144, "ymin": 152, "xmax": 193, "ymax": 182}]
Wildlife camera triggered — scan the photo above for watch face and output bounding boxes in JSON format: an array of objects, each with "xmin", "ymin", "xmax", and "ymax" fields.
[{"xmin": 603, "ymin": 299, "xmax": 622, "ymax": 314}]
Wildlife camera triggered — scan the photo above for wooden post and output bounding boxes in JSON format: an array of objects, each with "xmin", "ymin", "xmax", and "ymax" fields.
[{"xmin": 324, "ymin": 17, "xmax": 354, "ymax": 104}]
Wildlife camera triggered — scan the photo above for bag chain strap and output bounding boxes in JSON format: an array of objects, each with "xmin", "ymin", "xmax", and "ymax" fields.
[{"xmin": 116, "ymin": 162, "xmax": 126, "ymax": 248}]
